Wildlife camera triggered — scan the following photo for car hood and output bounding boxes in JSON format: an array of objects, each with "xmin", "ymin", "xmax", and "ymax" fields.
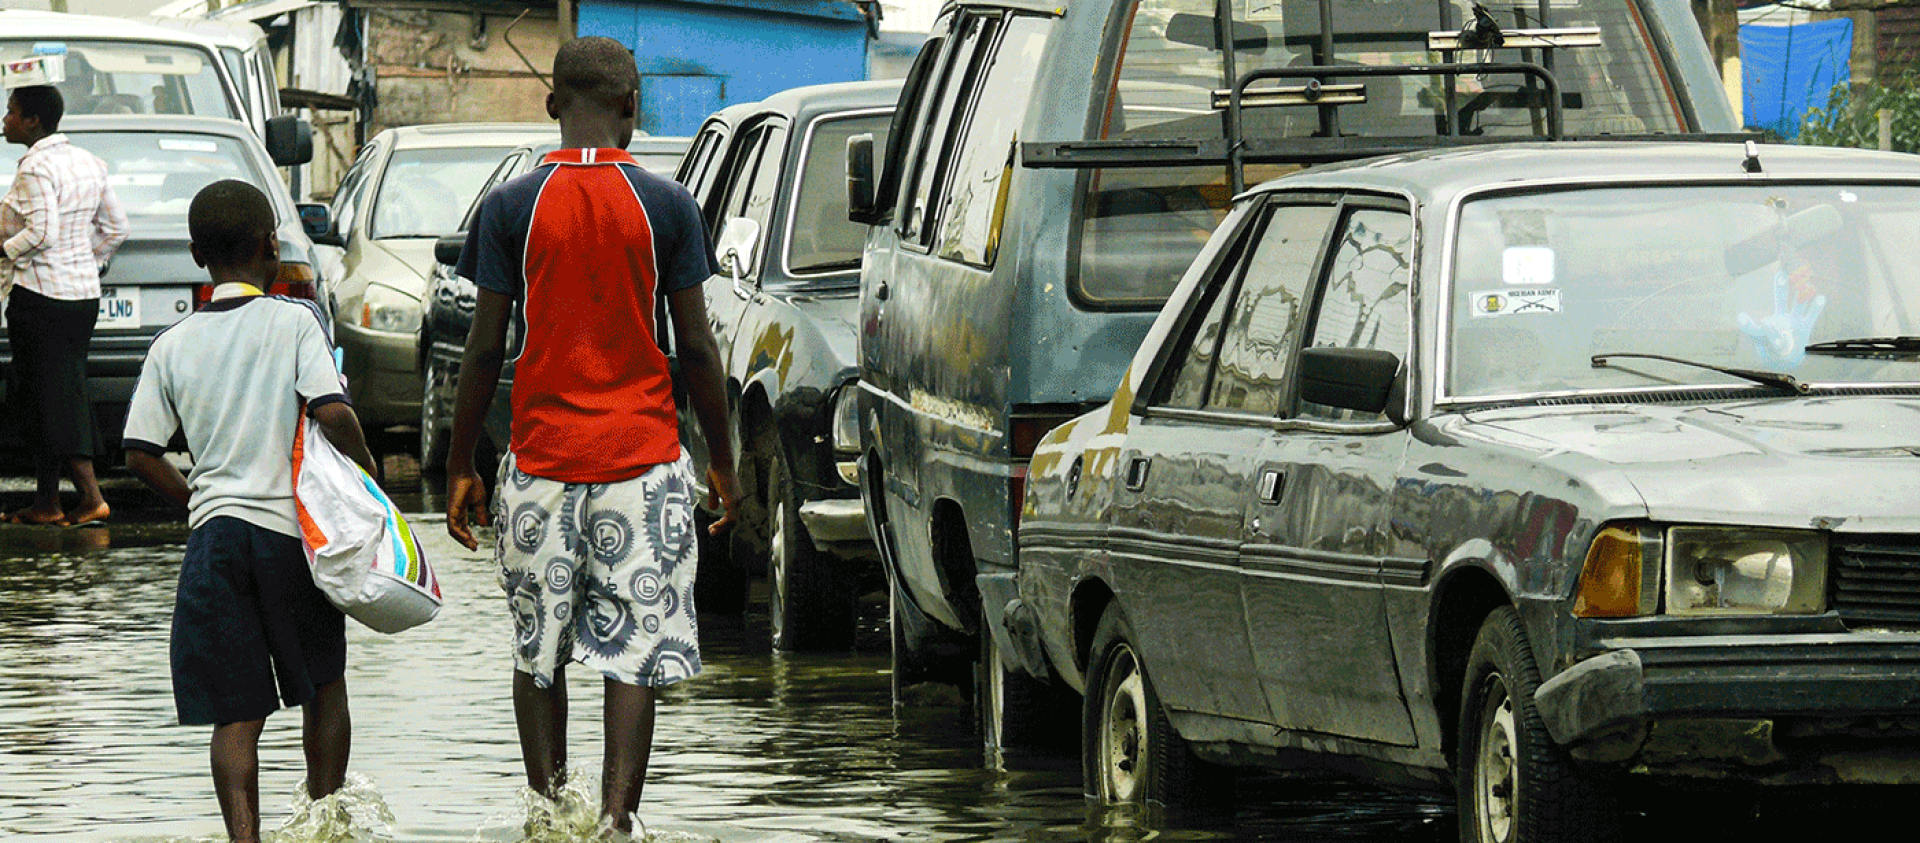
[
  {"xmin": 353, "ymin": 237, "xmax": 436, "ymax": 298},
  {"xmin": 1456, "ymin": 396, "xmax": 1920, "ymax": 531}
]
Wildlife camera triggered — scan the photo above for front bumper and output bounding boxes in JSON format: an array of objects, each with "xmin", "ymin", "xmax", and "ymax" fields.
[
  {"xmin": 336, "ymin": 322, "xmax": 421, "ymax": 428},
  {"xmin": 1535, "ymin": 635, "xmax": 1920, "ymax": 783},
  {"xmin": 798, "ymin": 497, "xmax": 870, "ymax": 546}
]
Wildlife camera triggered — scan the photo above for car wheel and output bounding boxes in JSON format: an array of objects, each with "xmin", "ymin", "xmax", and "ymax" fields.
[
  {"xmin": 766, "ymin": 445, "xmax": 854, "ymax": 651},
  {"xmin": 1083, "ymin": 605, "xmax": 1220, "ymax": 813},
  {"xmin": 418, "ymin": 353, "xmax": 450, "ymax": 474},
  {"xmin": 975, "ymin": 603, "xmax": 1075, "ymax": 764},
  {"xmin": 728, "ymin": 424, "xmax": 774, "ymax": 581},
  {"xmin": 1458, "ymin": 607, "xmax": 1622, "ymax": 843},
  {"xmin": 694, "ymin": 505, "xmax": 748, "ymax": 618}
]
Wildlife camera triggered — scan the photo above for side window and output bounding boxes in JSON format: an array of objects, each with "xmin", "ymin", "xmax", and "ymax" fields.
[
  {"xmin": 331, "ymin": 147, "xmax": 377, "ymax": 236},
  {"xmin": 459, "ymin": 151, "xmax": 525, "ymax": 232},
  {"xmin": 898, "ymin": 13, "xmax": 995, "ymax": 247},
  {"xmin": 1155, "ymin": 214, "xmax": 1264, "ymax": 410},
  {"xmin": 1208, "ymin": 204, "xmax": 1340, "ymax": 416},
  {"xmin": 679, "ymin": 125, "xmax": 730, "ymax": 217},
  {"xmin": 713, "ymin": 121, "xmax": 787, "ymax": 277},
  {"xmin": 1299, "ymin": 207, "xmax": 1414, "ymax": 423},
  {"xmin": 934, "ymin": 14, "xmax": 1050, "ymax": 267}
]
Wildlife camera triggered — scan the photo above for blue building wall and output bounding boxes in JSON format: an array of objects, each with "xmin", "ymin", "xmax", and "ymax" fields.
[{"xmin": 578, "ymin": 0, "xmax": 870, "ymax": 136}]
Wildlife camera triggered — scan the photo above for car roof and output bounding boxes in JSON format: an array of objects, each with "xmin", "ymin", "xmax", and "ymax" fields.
[
  {"xmin": 56, "ymin": 113, "xmax": 260, "ymax": 140},
  {"xmin": 755, "ymin": 79, "xmax": 903, "ymax": 117},
  {"xmin": 138, "ymin": 14, "xmax": 268, "ymax": 50},
  {"xmin": 1251, "ymin": 141, "xmax": 1920, "ymax": 206},
  {"xmin": 0, "ymin": 10, "xmax": 230, "ymax": 48},
  {"xmin": 373, "ymin": 123, "xmax": 559, "ymax": 150}
]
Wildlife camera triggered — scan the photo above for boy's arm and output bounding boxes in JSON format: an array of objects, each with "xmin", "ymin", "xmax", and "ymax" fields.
[
  {"xmin": 126, "ymin": 450, "xmax": 190, "ymax": 510},
  {"xmin": 666, "ymin": 284, "xmax": 740, "ymax": 533},
  {"xmin": 445, "ymin": 287, "xmax": 511, "ymax": 550},
  {"xmin": 312, "ymin": 402, "xmax": 378, "ymax": 478}
]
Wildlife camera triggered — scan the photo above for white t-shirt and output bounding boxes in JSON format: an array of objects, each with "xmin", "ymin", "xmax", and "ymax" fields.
[{"xmin": 123, "ymin": 293, "xmax": 348, "ymax": 537}]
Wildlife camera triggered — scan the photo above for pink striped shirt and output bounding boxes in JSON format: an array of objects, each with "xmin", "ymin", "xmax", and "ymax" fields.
[{"xmin": 1, "ymin": 134, "xmax": 129, "ymax": 301}]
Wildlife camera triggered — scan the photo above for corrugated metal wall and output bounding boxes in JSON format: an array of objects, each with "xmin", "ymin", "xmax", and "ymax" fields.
[{"xmin": 578, "ymin": 0, "xmax": 869, "ymax": 136}]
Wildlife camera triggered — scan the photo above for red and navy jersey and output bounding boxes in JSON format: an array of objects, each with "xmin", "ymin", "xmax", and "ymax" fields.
[{"xmin": 456, "ymin": 147, "xmax": 719, "ymax": 484}]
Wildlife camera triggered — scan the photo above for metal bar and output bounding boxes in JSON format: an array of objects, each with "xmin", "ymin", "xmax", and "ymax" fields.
[
  {"xmin": 1218, "ymin": 0, "xmax": 1245, "ymax": 193},
  {"xmin": 1319, "ymin": 0, "xmax": 1338, "ymax": 138},
  {"xmin": 1233, "ymin": 61, "xmax": 1565, "ymax": 138},
  {"xmin": 1211, "ymin": 84, "xmax": 1367, "ymax": 110},
  {"xmin": 1427, "ymin": 28, "xmax": 1603, "ymax": 51}
]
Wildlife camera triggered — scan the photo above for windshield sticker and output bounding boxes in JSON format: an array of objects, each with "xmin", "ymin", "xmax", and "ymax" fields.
[
  {"xmin": 158, "ymin": 139, "xmax": 218, "ymax": 153},
  {"xmin": 1471, "ymin": 288, "xmax": 1560, "ymax": 318},
  {"xmin": 1502, "ymin": 247, "xmax": 1555, "ymax": 286}
]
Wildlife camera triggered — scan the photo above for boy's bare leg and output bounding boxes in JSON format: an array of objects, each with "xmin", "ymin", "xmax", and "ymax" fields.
[
  {"xmin": 601, "ymin": 679, "xmax": 657, "ymax": 832},
  {"xmin": 302, "ymin": 678, "xmax": 351, "ymax": 799},
  {"xmin": 211, "ymin": 719, "xmax": 267, "ymax": 843},
  {"xmin": 513, "ymin": 667, "xmax": 569, "ymax": 797},
  {"xmin": 62, "ymin": 456, "xmax": 110, "ymax": 526}
]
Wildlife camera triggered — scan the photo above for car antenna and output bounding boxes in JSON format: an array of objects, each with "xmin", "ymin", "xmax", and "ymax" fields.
[{"xmin": 1742, "ymin": 139, "xmax": 1763, "ymax": 174}]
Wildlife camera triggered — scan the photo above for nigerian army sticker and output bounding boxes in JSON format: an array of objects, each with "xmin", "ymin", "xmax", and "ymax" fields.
[{"xmin": 1471, "ymin": 288, "xmax": 1561, "ymax": 318}]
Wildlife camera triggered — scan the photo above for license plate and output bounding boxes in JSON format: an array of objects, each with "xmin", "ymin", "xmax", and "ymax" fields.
[{"xmin": 98, "ymin": 287, "xmax": 140, "ymax": 328}]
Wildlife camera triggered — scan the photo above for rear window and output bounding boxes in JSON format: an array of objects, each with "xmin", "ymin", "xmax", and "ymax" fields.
[
  {"xmin": 0, "ymin": 40, "xmax": 236, "ymax": 121},
  {"xmin": 1075, "ymin": 0, "xmax": 1685, "ymax": 308},
  {"xmin": 0, "ymin": 131, "xmax": 266, "ymax": 224},
  {"xmin": 788, "ymin": 112, "xmax": 892, "ymax": 276},
  {"xmin": 370, "ymin": 147, "xmax": 520, "ymax": 239}
]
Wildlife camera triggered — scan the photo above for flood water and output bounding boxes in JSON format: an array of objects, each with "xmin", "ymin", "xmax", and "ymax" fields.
[{"xmin": 0, "ymin": 481, "xmax": 1890, "ymax": 842}]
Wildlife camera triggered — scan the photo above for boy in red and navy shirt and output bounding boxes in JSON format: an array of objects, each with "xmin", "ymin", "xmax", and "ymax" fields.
[{"xmin": 442, "ymin": 36, "xmax": 739, "ymax": 835}]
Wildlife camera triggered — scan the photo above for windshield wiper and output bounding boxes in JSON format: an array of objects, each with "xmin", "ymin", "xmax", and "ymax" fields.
[
  {"xmin": 1590, "ymin": 352, "xmax": 1809, "ymax": 394},
  {"xmin": 1803, "ymin": 336, "xmax": 1920, "ymax": 358}
]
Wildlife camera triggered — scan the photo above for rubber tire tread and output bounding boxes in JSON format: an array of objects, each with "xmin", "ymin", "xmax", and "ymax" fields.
[
  {"xmin": 1457, "ymin": 606, "xmax": 1623, "ymax": 843},
  {"xmin": 1082, "ymin": 605, "xmax": 1227, "ymax": 818},
  {"xmin": 767, "ymin": 446, "xmax": 854, "ymax": 651}
]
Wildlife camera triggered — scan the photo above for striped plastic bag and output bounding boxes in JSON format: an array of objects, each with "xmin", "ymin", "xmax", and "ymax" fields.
[{"xmin": 292, "ymin": 410, "xmax": 441, "ymax": 633}]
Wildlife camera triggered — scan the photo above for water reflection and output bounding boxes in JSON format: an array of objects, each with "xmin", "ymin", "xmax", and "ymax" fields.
[{"xmin": 0, "ymin": 502, "xmax": 1872, "ymax": 843}]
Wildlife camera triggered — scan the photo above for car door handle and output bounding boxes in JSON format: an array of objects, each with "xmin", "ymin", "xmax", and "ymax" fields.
[
  {"xmin": 874, "ymin": 280, "xmax": 890, "ymax": 301},
  {"xmin": 1125, "ymin": 457, "xmax": 1150, "ymax": 491},
  {"xmin": 1258, "ymin": 469, "xmax": 1284, "ymax": 505}
]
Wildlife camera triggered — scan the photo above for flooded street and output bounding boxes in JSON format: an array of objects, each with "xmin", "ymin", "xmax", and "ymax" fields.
[{"xmin": 0, "ymin": 480, "xmax": 1884, "ymax": 842}]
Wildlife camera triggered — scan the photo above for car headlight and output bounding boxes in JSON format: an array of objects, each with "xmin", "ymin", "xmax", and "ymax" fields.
[
  {"xmin": 357, "ymin": 283, "xmax": 419, "ymax": 334},
  {"xmin": 1665, "ymin": 527, "xmax": 1826, "ymax": 615},
  {"xmin": 830, "ymin": 384, "xmax": 861, "ymax": 455}
]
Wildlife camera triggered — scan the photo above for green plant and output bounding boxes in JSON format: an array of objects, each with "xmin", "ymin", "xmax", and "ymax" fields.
[{"xmin": 1799, "ymin": 73, "xmax": 1920, "ymax": 153}]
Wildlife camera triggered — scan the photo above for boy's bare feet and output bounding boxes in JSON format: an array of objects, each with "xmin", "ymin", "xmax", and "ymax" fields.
[
  {"xmin": 63, "ymin": 502, "xmax": 110, "ymax": 527},
  {"xmin": 5, "ymin": 506, "xmax": 68, "ymax": 526}
]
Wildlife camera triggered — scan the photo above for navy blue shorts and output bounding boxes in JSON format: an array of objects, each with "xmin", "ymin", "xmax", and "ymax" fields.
[{"xmin": 171, "ymin": 516, "xmax": 346, "ymax": 726}]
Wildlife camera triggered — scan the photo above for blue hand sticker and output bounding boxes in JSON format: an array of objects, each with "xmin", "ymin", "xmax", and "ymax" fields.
[{"xmin": 1738, "ymin": 268, "xmax": 1825, "ymax": 369}]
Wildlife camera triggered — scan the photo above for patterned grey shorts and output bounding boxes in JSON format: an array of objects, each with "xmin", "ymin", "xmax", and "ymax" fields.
[{"xmin": 495, "ymin": 452, "xmax": 702, "ymax": 688}]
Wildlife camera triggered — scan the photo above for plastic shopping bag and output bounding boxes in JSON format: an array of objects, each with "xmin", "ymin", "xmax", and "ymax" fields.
[{"xmin": 292, "ymin": 409, "xmax": 441, "ymax": 633}]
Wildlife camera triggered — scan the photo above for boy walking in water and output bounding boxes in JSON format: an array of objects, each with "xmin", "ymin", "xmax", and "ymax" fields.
[
  {"xmin": 123, "ymin": 181, "xmax": 377, "ymax": 843},
  {"xmin": 443, "ymin": 37, "xmax": 740, "ymax": 835}
]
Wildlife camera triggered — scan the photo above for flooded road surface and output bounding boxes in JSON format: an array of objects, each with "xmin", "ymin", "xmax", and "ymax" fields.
[{"xmin": 0, "ymin": 484, "xmax": 1889, "ymax": 842}]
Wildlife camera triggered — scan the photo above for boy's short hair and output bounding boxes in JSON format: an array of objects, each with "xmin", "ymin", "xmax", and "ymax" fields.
[
  {"xmin": 551, "ymin": 36, "xmax": 638, "ymax": 109},
  {"xmin": 189, "ymin": 180, "xmax": 277, "ymax": 267},
  {"xmin": 10, "ymin": 86, "xmax": 63, "ymax": 132}
]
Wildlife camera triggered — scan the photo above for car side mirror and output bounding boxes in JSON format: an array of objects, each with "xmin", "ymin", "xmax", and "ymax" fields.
[
  {"xmin": 716, "ymin": 217, "xmax": 761, "ymax": 281},
  {"xmin": 265, "ymin": 115, "xmax": 313, "ymax": 167},
  {"xmin": 297, "ymin": 203, "xmax": 331, "ymax": 240},
  {"xmin": 847, "ymin": 133, "xmax": 879, "ymax": 225},
  {"xmin": 1298, "ymin": 347, "xmax": 1402, "ymax": 418},
  {"xmin": 434, "ymin": 232, "xmax": 465, "ymax": 267}
]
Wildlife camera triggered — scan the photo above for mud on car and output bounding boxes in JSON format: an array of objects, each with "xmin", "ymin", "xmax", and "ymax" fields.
[{"xmin": 1013, "ymin": 140, "xmax": 1920, "ymax": 841}]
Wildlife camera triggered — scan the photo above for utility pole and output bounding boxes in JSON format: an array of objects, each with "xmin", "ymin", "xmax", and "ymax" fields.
[{"xmin": 557, "ymin": 0, "xmax": 574, "ymax": 42}]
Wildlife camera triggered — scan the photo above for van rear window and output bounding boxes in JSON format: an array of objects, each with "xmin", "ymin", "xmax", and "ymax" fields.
[
  {"xmin": 1074, "ymin": 0, "xmax": 1684, "ymax": 308},
  {"xmin": 0, "ymin": 40, "xmax": 236, "ymax": 121}
]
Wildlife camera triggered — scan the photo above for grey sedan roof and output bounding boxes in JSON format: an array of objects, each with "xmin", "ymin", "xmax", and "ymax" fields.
[{"xmin": 1253, "ymin": 142, "xmax": 1920, "ymax": 205}]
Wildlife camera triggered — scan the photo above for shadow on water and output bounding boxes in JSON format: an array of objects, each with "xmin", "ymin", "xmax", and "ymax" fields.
[{"xmin": 0, "ymin": 469, "xmax": 1905, "ymax": 841}]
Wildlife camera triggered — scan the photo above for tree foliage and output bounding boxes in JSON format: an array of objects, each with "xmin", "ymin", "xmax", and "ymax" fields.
[{"xmin": 1798, "ymin": 74, "xmax": 1920, "ymax": 153}]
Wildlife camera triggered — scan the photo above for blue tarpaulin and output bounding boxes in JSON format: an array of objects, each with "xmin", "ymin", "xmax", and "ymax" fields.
[{"xmin": 1740, "ymin": 18, "xmax": 1853, "ymax": 140}]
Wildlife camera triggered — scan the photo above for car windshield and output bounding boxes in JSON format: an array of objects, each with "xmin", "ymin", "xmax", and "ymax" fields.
[
  {"xmin": 0, "ymin": 131, "xmax": 263, "ymax": 225},
  {"xmin": 370, "ymin": 147, "xmax": 517, "ymax": 239},
  {"xmin": 1447, "ymin": 183, "xmax": 1920, "ymax": 399},
  {"xmin": 1078, "ymin": 0, "xmax": 1683, "ymax": 308},
  {"xmin": 789, "ymin": 112, "xmax": 890, "ymax": 276},
  {"xmin": 0, "ymin": 40, "xmax": 237, "ymax": 120}
]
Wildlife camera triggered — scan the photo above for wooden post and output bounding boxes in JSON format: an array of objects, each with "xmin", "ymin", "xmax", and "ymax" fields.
[
  {"xmin": 558, "ymin": 0, "xmax": 574, "ymax": 43},
  {"xmin": 1880, "ymin": 108, "xmax": 1893, "ymax": 151}
]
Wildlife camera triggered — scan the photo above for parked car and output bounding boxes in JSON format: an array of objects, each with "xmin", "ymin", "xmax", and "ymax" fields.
[
  {"xmin": 849, "ymin": 0, "xmax": 1743, "ymax": 753},
  {"xmin": 0, "ymin": 115, "xmax": 331, "ymax": 457},
  {"xmin": 665, "ymin": 80, "xmax": 898, "ymax": 648},
  {"xmin": 314, "ymin": 123, "xmax": 555, "ymax": 448},
  {"xmin": 1, "ymin": 9, "xmax": 308, "ymax": 162},
  {"xmin": 1014, "ymin": 139, "xmax": 1920, "ymax": 838}
]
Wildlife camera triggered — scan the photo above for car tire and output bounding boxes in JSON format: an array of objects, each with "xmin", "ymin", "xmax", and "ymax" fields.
[
  {"xmin": 729, "ymin": 424, "xmax": 774, "ymax": 583},
  {"xmin": 1082, "ymin": 604, "xmax": 1224, "ymax": 816},
  {"xmin": 1458, "ymin": 606, "xmax": 1623, "ymax": 843},
  {"xmin": 694, "ymin": 503, "xmax": 748, "ymax": 618},
  {"xmin": 766, "ymin": 444, "xmax": 854, "ymax": 651},
  {"xmin": 418, "ymin": 353, "xmax": 450, "ymax": 474},
  {"xmin": 975, "ymin": 603, "xmax": 1075, "ymax": 764}
]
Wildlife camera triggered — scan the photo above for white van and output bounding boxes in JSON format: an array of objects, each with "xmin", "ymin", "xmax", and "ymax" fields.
[{"xmin": 0, "ymin": 9, "xmax": 308, "ymax": 165}]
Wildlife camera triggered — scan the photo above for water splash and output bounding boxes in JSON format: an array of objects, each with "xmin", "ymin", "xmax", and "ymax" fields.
[
  {"xmin": 270, "ymin": 774, "xmax": 395, "ymax": 843},
  {"xmin": 475, "ymin": 773, "xmax": 715, "ymax": 843}
]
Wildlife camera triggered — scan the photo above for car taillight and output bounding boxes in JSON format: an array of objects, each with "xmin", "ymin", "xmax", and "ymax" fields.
[{"xmin": 270, "ymin": 263, "xmax": 317, "ymax": 299}]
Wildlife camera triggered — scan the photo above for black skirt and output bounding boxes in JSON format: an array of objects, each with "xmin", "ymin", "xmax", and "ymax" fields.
[{"xmin": 5, "ymin": 286, "xmax": 98, "ymax": 459}]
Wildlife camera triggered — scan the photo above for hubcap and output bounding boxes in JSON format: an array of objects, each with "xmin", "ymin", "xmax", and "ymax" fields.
[
  {"xmin": 1475, "ymin": 676, "xmax": 1518, "ymax": 843},
  {"xmin": 1098, "ymin": 646, "xmax": 1148, "ymax": 803},
  {"xmin": 769, "ymin": 486, "xmax": 789, "ymax": 640}
]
